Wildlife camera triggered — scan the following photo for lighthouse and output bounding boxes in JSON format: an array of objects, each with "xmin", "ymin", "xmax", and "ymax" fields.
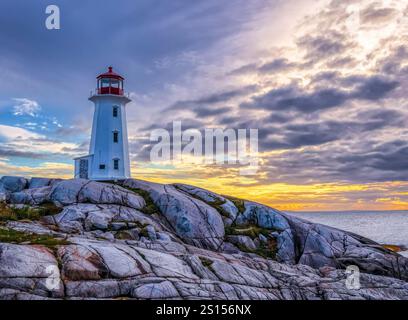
[{"xmin": 74, "ymin": 67, "xmax": 131, "ymax": 181}]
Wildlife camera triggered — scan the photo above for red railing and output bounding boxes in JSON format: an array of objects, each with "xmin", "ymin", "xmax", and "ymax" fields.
[{"xmin": 98, "ymin": 87, "xmax": 124, "ymax": 95}]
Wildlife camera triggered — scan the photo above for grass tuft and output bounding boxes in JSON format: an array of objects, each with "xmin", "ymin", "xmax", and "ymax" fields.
[
  {"xmin": 0, "ymin": 202, "xmax": 62, "ymax": 222},
  {"xmin": 225, "ymin": 225, "xmax": 270, "ymax": 239},
  {"xmin": 223, "ymin": 196, "xmax": 245, "ymax": 214},
  {"xmin": 0, "ymin": 227, "xmax": 70, "ymax": 247}
]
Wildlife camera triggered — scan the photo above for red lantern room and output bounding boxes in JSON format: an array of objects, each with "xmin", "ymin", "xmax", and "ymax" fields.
[{"xmin": 96, "ymin": 66, "xmax": 124, "ymax": 95}]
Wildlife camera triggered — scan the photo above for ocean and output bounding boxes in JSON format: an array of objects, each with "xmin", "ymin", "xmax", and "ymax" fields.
[{"xmin": 285, "ymin": 210, "xmax": 408, "ymax": 257}]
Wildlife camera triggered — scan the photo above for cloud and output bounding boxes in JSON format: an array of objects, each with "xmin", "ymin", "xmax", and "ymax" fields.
[
  {"xmin": 241, "ymin": 75, "xmax": 399, "ymax": 112},
  {"xmin": 296, "ymin": 31, "xmax": 353, "ymax": 63},
  {"xmin": 0, "ymin": 124, "xmax": 83, "ymax": 159},
  {"xmin": 171, "ymin": 86, "xmax": 257, "ymax": 109},
  {"xmin": 360, "ymin": 4, "xmax": 398, "ymax": 25},
  {"xmin": 0, "ymin": 124, "xmax": 40, "ymax": 140},
  {"xmin": 12, "ymin": 98, "xmax": 41, "ymax": 117},
  {"xmin": 0, "ymin": 159, "xmax": 73, "ymax": 179},
  {"xmin": 228, "ymin": 58, "xmax": 296, "ymax": 75},
  {"xmin": 258, "ymin": 58, "xmax": 296, "ymax": 73}
]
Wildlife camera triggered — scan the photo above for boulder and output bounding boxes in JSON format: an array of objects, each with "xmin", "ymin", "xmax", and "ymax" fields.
[
  {"xmin": 227, "ymin": 235, "xmax": 257, "ymax": 251},
  {"xmin": 284, "ymin": 214, "xmax": 408, "ymax": 280},
  {"xmin": 123, "ymin": 179, "xmax": 225, "ymax": 250},
  {"xmin": 0, "ymin": 185, "xmax": 7, "ymax": 202},
  {"xmin": 49, "ymin": 179, "xmax": 145, "ymax": 209},
  {"xmin": 29, "ymin": 178, "xmax": 53, "ymax": 189},
  {"xmin": 236, "ymin": 201, "xmax": 290, "ymax": 231},
  {"xmin": 47, "ymin": 203, "xmax": 162, "ymax": 233},
  {"xmin": 131, "ymin": 280, "xmax": 179, "ymax": 299},
  {"xmin": 9, "ymin": 186, "xmax": 51, "ymax": 205},
  {"xmin": 174, "ymin": 183, "xmax": 239, "ymax": 220},
  {"xmin": 0, "ymin": 176, "xmax": 28, "ymax": 193},
  {"xmin": 0, "ymin": 243, "xmax": 64, "ymax": 298}
]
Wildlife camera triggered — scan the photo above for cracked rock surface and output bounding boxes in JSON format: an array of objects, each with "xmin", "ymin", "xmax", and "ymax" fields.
[{"xmin": 0, "ymin": 177, "xmax": 407, "ymax": 300}]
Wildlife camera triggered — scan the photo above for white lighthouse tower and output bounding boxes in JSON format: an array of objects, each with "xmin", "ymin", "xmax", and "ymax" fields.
[{"xmin": 74, "ymin": 67, "xmax": 131, "ymax": 181}]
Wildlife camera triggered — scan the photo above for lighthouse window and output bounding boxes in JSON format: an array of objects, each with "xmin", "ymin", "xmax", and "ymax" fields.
[
  {"xmin": 113, "ymin": 107, "xmax": 118, "ymax": 117},
  {"xmin": 113, "ymin": 159, "xmax": 119, "ymax": 170},
  {"xmin": 113, "ymin": 131, "xmax": 119, "ymax": 143},
  {"xmin": 99, "ymin": 164, "xmax": 106, "ymax": 170}
]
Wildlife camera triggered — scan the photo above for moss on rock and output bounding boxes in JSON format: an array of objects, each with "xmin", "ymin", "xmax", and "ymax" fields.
[
  {"xmin": 223, "ymin": 195, "xmax": 245, "ymax": 214},
  {"xmin": 119, "ymin": 186, "xmax": 159, "ymax": 215},
  {"xmin": 0, "ymin": 202, "xmax": 62, "ymax": 222},
  {"xmin": 0, "ymin": 226, "xmax": 70, "ymax": 247}
]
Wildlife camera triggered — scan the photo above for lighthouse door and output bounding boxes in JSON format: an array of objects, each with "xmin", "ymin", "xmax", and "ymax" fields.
[{"xmin": 79, "ymin": 159, "xmax": 89, "ymax": 179}]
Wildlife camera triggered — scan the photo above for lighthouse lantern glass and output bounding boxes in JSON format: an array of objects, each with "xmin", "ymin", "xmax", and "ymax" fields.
[{"xmin": 98, "ymin": 77, "xmax": 123, "ymax": 95}]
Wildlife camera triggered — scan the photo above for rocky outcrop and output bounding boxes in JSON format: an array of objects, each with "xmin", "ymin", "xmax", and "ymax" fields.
[
  {"xmin": 0, "ymin": 176, "xmax": 28, "ymax": 193},
  {"xmin": 122, "ymin": 180, "xmax": 225, "ymax": 250},
  {"xmin": 0, "ymin": 176, "xmax": 407, "ymax": 300}
]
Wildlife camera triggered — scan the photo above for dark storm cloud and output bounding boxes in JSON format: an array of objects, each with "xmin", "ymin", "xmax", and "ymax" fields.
[
  {"xmin": 326, "ymin": 56, "xmax": 358, "ymax": 69},
  {"xmin": 228, "ymin": 58, "xmax": 296, "ymax": 76},
  {"xmin": 260, "ymin": 138, "xmax": 408, "ymax": 184},
  {"xmin": 352, "ymin": 76, "xmax": 399, "ymax": 100},
  {"xmin": 194, "ymin": 106, "xmax": 232, "ymax": 117},
  {"xmin": 257, "ymin": 109, "xmax": 403, "ymax": 152},
  {"xmin": 171, "ymin": 85, "xmax": 257, "ymax": 109},
  {"xmin": 218, "ymin": 116, "xmax": 242, "ymax": 126},
  {"xmin": 241, "ymin": 75, "xmax": 399, "ymax": 112},
  {"xmin": 142, "ymin": 118, "xmax": 205, "ymax": 132},
  {"xmin": 360, "ymin": 5, "xmax": 398, "ymax": 25},
  {"xmin": 335, "ymin": 141, "xmax": 408, "ymax": 179},
  {"xmin": 378, "ymin": 45, "xmax": 408, "ymax": 75},
  {"xmin": 60, "ymin": 141, "xmax": 89, "ymax": 154},
  {"xmin": 0, "ymin": 148, "xmax": 47, "ymax": 159},
  {"xmin": 265, "ymin": 112, "xmax": 296, "ymax": 124},
  {"xmin": 258, "ymin": 58, "xmax": 296, "ymax": 73},
  {"xmin": 227, "ymin": 63, "xmax": 259, "ymax": 75},
  {"xmin": 297, "ymin": 31, "xmax": 352, "ymax": 62},
  {"xmin": 241, "ymin": 85, "xmax": 349, "ymax": 112},
  {"xmin": 165, "ymin": 86, "xmax": 256, "ymax": 119}
]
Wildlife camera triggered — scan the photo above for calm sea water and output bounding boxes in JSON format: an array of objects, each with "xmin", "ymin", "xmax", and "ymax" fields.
[{"xmin": 285, "ymin": 210, "xmax": 408, "ymax": 257}]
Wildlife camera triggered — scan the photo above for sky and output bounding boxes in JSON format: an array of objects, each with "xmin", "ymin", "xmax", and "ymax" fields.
[{"xmin": 0, "ymin": 0, "xmax": 407, "ymax": 211}]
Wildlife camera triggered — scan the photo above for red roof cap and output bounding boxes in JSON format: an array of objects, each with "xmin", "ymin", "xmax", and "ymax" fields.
[{"xmin": 97, "ymin": 66, "xmax": 124, "ymax": 80}]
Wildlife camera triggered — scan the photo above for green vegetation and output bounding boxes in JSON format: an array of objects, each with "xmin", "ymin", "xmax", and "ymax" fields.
[
  {"xmin": 0, "ymin": 227, "xmax": 70, "ymax": 247},
  {"xmin": 208, "ymin": 198, "xmax": 230, "ymax": 218},
  {"xmin": 0, "ymin": 202, "xmax": 62, "ymax": 222},
  {"xmin": 139, "ymin": 226, "xmax": 150, "ymax": 238},
  {"xmin": 199, "ymin": 256, "xmax": 215, "ymax": 272},
  {"xmin": 224, "ymin": 195, "xmax": 245, "ymax": 214},
  {"xmin": 225, "ymin": 225, "xmax": 269, "ymax": 239},
  {"xmin": 115, "ymin": 230, "xmax": 134, "ymax": 240},
  {"xmin": 37, "ymin": 201, "xmax": 62, "ymax": 216},
  {"xmin": 234, "ymin": 238, "xmax": 277, "ymax": 260},
  {"xmin": 225, "ymin": 224, "xmax": 278, "ymax": 260},
  {"xmin": 120, "ymin": 186, "xmax": 159, "ymax": 215}
]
